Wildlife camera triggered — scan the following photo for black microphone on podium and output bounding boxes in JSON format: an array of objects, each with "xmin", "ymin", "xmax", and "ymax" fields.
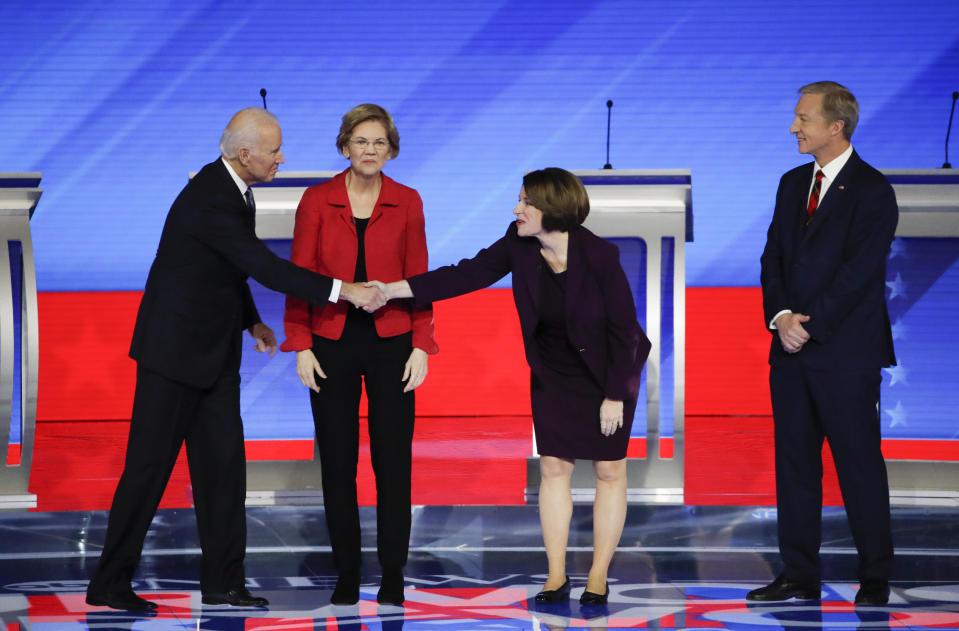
[
  {"xmin": 943, "ymin": 91, "xmax": 957, "ymax": 168},
  {"xmin": 603, "ymin": 100, "xmax": 613, "ymax": 169},
  {"xmin": 260, "ymin": 88, "xmax": 268, "ymax": 110}
]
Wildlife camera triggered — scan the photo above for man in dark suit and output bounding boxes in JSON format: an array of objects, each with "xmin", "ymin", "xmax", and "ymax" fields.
[
  {"xmin": 749, "ymin": 82, "xmax": 897, "ymax": 606},
  {"xmin": 85, "ymin": 107, "xmax": 385, "ymax": 611}
]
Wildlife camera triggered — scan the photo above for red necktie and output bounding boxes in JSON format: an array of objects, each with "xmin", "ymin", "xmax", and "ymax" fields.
[{"xmin": 806, "ymin": 170, "xmax": 824, "ymax": 217}]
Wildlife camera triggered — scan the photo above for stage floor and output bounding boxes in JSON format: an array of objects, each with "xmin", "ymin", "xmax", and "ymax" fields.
[{"xmin": 2, "ymin": 504, "xmax": 959, "ymax": 629}]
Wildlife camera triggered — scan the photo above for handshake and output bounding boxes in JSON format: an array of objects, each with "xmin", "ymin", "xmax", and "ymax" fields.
[{"xmin": 340, "ymin": 280, "xmax": 406, "ymax": 312}]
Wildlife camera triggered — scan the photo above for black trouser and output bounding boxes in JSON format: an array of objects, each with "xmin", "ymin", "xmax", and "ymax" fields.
[
  {"xmin": 770, "ymin": 362, "xmax": 893, "ymax": 583},
  {"xmin": 310, "ymin": 325, "xmax": 415, "ymax": 575},
  {"xmin": 88, "ymin": 363, "xmax": 248, "ymax": 595}
]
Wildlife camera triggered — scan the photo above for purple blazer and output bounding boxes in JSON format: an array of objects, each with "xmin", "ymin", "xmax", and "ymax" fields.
[{"xmin": 407, "ymin": 222, "xmax": 650, "ymax": 402}]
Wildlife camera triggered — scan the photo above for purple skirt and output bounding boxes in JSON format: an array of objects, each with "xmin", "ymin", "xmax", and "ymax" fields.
[{"xmin": 529, "ymin": 369, "xmax": 636, "ymax": 461}]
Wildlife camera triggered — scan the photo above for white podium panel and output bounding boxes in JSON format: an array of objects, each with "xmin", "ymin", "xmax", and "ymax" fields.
[
  {"xmin": 882, "ymin": 169, "xmax": 959, "ymax": 504},
  {"xmin": 0, "ymin": 173, "xmax": 41, "ymax": 509},
  {"xmin": 243, "ymin": 173, "xmax": 335, "ymax": 500}
]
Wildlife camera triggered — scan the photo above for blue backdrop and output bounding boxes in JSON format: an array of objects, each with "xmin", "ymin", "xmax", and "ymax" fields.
[{"xmin": 2, "ymin": 0, "xmax": 957, "ymax": 441}]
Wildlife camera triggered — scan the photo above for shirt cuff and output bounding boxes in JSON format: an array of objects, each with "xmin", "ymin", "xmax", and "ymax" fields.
[
  {"xmin": 329, "ymin": 278, "xmax": 342, "ymax": 303},
  {"xmin": 769, "ymin": 309, "xmax": 792, "ymax": 330}
]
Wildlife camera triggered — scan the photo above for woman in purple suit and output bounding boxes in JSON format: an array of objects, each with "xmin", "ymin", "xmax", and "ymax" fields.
[{"xmin": 372, "ymin": 167, "xmax": 650, "ymax": 605}]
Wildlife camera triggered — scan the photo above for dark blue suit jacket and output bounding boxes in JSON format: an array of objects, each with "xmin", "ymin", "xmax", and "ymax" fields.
[
  {"xmin": 407, "ymin": 222, "xmax": 650, "ymax": 402},
  {"xmin": 130, "ymin": 159, "xmax": 335, "ymax": 388},
  {"xmin": 760, "ymin": 151, "xmax": 897, "ymax": 371}
]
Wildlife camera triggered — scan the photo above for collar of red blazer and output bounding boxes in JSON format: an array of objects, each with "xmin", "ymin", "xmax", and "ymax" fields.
[{"xmin": 325, "ymin": 168, "xmax": 402, "ymax": 210}]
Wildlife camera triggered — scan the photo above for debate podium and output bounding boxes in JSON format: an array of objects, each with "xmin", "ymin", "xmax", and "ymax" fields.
[
  {"xmin": 244, "ymin": 172, "xmax": 338, "ymax": 503},
  {"xmin": 244, "ymin": 170, "xmax": 694, "ymax": 504},
  {"xmin": 0, "ymin": 173, "xmax": 41, "ymax": 509},
  {"xmin": 883, "ymin": 169, "xmax": 959, "ymax": 503}
]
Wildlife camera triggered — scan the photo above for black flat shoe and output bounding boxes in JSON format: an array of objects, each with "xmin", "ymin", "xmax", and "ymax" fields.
[
  {"xmin": 331, "ymin": 572, "xmax": 361, "ymax": 605},
  {"xmin": 86, "ymin": 588, "xmax": 159, "ymax": 612},
  {"xmin": 855, "ymin": 580, "xmax": 890, "ymax": 606},
  {"xmin": 377, "ymin": 569, "xmax": 405, "ymax": 605},
  {"xmin": 579, "ymin": 583, "xmax": 609, "ymax": 606},
  {"xmin": 534, "ymin": 576, "xmax": 571, "ymax": 602},
  {"xmin": 746, "ymin": 574, "xmax": 820, "ymax": 601},
  {"xmin": 201, "ymin": 587, "xmax": 269, "ymax": 607}
]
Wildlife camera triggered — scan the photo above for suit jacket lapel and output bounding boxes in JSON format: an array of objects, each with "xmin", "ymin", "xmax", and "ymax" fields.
[
  {"xmin": 803, "ymin": 152, "xmax": 858, "ymax": 242},
  {"xmin": 565, "ymin": 228, "xmax": 588, "ymax": 327},
  {"xmin": 213, "ymin": 158, "xmax": 255, "ymax": 227}
]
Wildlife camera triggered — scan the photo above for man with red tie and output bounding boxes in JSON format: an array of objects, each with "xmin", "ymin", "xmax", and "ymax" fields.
[{"xmin": 750, "ymin": 82, "xmax": 898, "ymax": 606}]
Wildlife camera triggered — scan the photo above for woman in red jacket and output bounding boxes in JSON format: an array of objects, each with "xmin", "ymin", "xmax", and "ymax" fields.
[{"xmin": 280, "ymin": 104, "xmax": 437, "ymax": 606}]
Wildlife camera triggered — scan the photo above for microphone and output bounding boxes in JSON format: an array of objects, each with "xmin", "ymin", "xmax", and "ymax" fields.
[
  {"xmin": 603, "ymin": 100, "xmax": 613, "ymax": 169},
  {"xmin": 260, "ymin": 88, "xmax": 268, "ymax": 110},
  {"xmin": 943, "ymin": 91, "xmax": 957, "ymax": 168}
]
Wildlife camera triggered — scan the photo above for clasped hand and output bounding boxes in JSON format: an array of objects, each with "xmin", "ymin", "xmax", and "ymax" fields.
[
  {"xmin": 342, "ymin": 280, "xmax": 390, "ymax": 312},
  {"xmin": 775, "ymin": 312, "xmax": 811, "ymax": 353}
]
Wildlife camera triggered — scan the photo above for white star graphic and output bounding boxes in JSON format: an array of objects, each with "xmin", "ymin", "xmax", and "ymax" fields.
[
  {"xmin": 886, "ymin": 273, "xmax": 906, "ymax": 300},
  {"xmin": 883, "ymin": 364, "xmax": 908, "ymax": 387},
  {"xmin": 890, "ymin": 317, "xmax": 907, "ymax": 341},
  {"xmin": 884, "ymin": 400, "xmax": 907, "ymax": 428},
  {"xmin": 888, "ymin": 238, "xmax": 906, "ymax": 260}
]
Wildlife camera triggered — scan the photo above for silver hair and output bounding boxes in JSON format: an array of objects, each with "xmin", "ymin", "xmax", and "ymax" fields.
[{"xmin": 219, "ymin": 107, "xmax": 279, "ymax": 158}]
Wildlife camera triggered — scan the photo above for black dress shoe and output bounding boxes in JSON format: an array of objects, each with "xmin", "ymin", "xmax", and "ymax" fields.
[
  {"xmin": 86, "ymin": 588, "xmax": 159, "ymax": 611},
  {"xmin": 534, "ymin": 576, "xmax": 570, "ymax": 602},
  {"xmin": 746, "ymin": 574, "xmax": 820, "ymax": 601},
  {"xmin": 579, "ymin": 583, "xmax": 609, "ymax": 605},
  {"xmin": 377, "ymin": 570, "xmax": 405, "ymax": 605},
  {"xmin": 331, "ymin": 572, "xmax": 361, "ymax": 605},
  {"xmin": 201, "ymin": 587, "xmax": 269, "ymax": 607},
  {"xmin": 855, "ymin": 580, "xmax": 890, "ymax": 605}
]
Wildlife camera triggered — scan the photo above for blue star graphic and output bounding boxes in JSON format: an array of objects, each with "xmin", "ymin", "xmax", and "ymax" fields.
[
  {"xmin": 886, "ymin": 273, "xmax": 906, "ymax": 300},
  {"xmin": 890, "ymin": 317, "xmax": 907, "ymax": 341},
  {"xmin": 885, "ymin": 400, "xmax": 907, "ymax": 428},
  {"xmin": 888, "ymin": 238, "xmax": 906, "ymax": 260},
  {"xmin": 883, "ymin": 364, "xmax": 908, "ymax": 387}
]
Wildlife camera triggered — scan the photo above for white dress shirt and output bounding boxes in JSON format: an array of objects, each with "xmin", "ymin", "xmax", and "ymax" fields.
[{"xmin": 769, "ymin": 145, "xmax": 854, "ymax": 329}]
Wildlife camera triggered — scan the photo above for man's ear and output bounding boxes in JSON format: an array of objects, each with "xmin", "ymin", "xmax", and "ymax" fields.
[{"xmin": 237, "ymin": 146, "xmax": 251, "ymax": 164}]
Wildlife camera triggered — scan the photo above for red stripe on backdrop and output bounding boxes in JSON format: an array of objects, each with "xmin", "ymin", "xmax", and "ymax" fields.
[
  {"xmin": 36, "ymin": 289, "xmax": 530, "ymax": 421},
  {"xmin": 29, "ymin": 418, "xmax": 532, "ymax": 511},
  {"xmin": 6, "ymin": 444, "xmax": 20, "ymax": 466},
  {"xmin": 686, "ymin": 286, "xmax": 772, "ymax": 416},
  {"xmin": 37, "ymin": 292, "xmax": 140, "ymax": 421},
  {"xmin": 30, "ymin": 287, "xmax": 959, "ymax": 511},
  {"xmin": 38, "ymin": 286, "xmax": 772, "ymax": 421}
]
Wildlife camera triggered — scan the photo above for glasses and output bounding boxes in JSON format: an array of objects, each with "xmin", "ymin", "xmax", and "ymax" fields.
[{"xmin": 349, "ymin": 138, "xmax": 390, "ymax": 152}]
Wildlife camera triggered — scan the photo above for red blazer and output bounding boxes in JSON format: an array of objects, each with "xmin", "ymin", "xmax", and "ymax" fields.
[{"xmin": 280, "ymin": 169, "xmax": 437, "ymax": 354}]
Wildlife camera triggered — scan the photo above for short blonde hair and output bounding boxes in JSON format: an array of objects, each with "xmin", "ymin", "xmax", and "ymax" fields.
[
  {"xmin": 335, "ymin": 103, "xmax": 400, "ymax": 158},
  {"xmin": 799, "ymin": 81, "xmax": 859, "ymax": 140}
]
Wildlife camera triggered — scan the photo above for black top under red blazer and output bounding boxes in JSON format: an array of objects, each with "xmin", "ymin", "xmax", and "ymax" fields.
[
  {"xmin": 407, "ymin": 222, "xmax": 650, "ymax": 402},
  {"xmin": 130, "ymin": 158, "xmax": 335, "ymax": 389},
  {"xmin": 760, "ymin": 150, "xmax": 898, "ymax": 370}
]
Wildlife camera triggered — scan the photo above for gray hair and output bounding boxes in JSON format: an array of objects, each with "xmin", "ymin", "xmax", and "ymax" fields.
[
  {"xmin": 798, "ymin": 81, "xmax": 859, "ymax": 140},
  {"xmin": 219, "ymin": 107, "xmax": 279, "ymax": 158}
]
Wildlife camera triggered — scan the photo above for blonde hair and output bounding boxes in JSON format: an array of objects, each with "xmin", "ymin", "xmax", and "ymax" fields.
[
  {"xmin": 335, "ymin": 103, "xmax": 400, "ymax": 158},
  {"xmin": 799, "ymin": 81, "xmax": 859, "ymax": 140}
]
